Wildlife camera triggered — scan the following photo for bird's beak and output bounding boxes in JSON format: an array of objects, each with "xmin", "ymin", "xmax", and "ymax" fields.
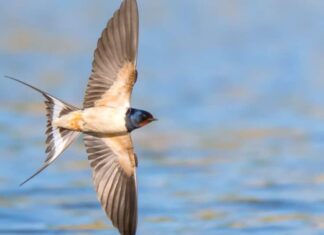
[{"xmin": 151, "ymin": 118, "xmax": 158, "ymax": 122}]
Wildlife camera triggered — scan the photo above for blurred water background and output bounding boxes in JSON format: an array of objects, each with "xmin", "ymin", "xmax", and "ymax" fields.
[{"xmin": 0, "ymin": 0, "xmax": 324, "ymax": 234}]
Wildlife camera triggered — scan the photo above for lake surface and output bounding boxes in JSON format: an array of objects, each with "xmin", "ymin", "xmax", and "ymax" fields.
[{"xmin": 0, "ymin": 0, "xmax": 324, "ymax": 234}]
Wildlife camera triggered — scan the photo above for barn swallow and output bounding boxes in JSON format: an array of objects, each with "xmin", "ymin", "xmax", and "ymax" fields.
[{"xmin": 6, "ymin": 0, "xmax": 155, "ymax": 234}]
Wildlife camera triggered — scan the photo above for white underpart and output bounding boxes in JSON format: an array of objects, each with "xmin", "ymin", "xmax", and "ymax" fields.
[{"xmin": 81, "ymin": 106, "xmax": 128, "ymax": 134}]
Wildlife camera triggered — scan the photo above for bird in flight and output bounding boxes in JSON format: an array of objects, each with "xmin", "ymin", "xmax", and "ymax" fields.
[{"xmin": 6, "ymin": 0, "xmax": 155, "ymax": 234}]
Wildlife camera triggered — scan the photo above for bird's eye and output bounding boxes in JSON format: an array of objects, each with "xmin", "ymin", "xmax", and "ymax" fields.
[{"xmin": 141, "ymin": 114, "xmax": 147, "ymax": 121}]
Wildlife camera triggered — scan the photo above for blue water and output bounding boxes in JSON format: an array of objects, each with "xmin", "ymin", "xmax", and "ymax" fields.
[{"xmin": 0, "ymin": 0, "xmax": 324, "ymax": 234}]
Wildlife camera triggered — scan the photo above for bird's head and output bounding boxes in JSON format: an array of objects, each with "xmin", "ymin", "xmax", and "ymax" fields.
[{"xmin": 126, "ymin": 108, "xmax": 157, "ymax": 131}]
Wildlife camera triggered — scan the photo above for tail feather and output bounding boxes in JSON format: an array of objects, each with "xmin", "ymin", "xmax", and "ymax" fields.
[{"xmin": 5, "ymin": 76, "xmax": 80, "ymax": 185}]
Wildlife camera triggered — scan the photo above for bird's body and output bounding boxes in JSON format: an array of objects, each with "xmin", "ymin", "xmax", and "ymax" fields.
[
  {"xmin": 54, "ymin": 106, "xmax": 129, "ymax": 134},
  {"xmin": 5, "ymin": 1, "xmax": 154, "ymax": 235}
]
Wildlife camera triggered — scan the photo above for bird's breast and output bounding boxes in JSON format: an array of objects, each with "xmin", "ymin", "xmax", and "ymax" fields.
[{"xmin": 80, "ymin": 107, "xmax": 128, "ymax": 134}]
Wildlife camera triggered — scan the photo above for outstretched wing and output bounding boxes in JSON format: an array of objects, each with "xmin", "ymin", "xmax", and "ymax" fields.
[
  {"xmin": 84, "ymin": 133, "xmax": 138, "ymax": 235},
  {"xmin": 83, "ymin": 0, "xmax": 139, "ymax": 109}
]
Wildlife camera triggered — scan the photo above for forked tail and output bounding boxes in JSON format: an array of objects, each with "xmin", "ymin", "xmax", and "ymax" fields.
[{"xmin": 5, "ymin": 76, "xmax": 80, "ymax": 185}]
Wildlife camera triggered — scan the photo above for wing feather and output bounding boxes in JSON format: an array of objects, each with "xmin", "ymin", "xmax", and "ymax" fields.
[
  {"xmin": 83, "ymin": 0, "xmax": 139, "ymax": 109},
  {"xmin": 84, "ymin": 134, "xmax": 137, "ymax": 235}
]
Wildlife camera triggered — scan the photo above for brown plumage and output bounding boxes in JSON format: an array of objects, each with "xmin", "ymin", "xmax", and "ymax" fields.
[
  {"xmin": 84, "ymin": 134, "xmax": 137, "ymax": 235},
  {"xmin": 83, "ymin": 0, "xmax": 138, "ymax": 109},
  {"xmin": 83, "ymin": 1, "xmax": 140, "ymax": 234}
]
